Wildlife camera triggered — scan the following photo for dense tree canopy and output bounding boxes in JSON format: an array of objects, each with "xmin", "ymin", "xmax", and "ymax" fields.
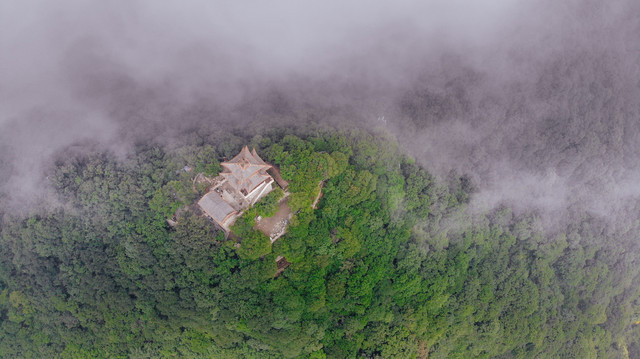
[{"xmin": 0, "ymin": 128, "xmax": 639, "ymax": 358}]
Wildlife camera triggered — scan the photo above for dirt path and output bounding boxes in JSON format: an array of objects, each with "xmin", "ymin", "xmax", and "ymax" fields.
[
  {"xmin": 255, "ymin": 198, "xmax": 292, "ymax": 242},
  {"xmin": 311, "ymin": 181, "xmax": 324, "ymax": 209}
]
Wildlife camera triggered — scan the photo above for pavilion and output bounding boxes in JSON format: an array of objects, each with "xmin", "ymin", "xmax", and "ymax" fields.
[{"xmin": 197, "ymin": 146, "xmax": 274, "ymax": 231}]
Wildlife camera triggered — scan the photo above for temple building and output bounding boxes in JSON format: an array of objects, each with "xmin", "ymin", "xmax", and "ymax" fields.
[
  {"xmin": 198, "ymin": 146, "xmax": 275, "ymax": 231},
  {"xmin": 220, "ymin": 146, "xmax": 274, "ymax": 204}
]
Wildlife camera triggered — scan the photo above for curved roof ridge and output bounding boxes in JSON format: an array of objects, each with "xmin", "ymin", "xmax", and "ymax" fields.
[{"xmin": 220, "ymin": 146, "xmax": 273, "ymax": 195}]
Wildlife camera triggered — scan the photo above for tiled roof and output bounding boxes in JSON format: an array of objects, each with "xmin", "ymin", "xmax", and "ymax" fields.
[
  {"xmin": 198, "ymin": 192, "xmax": 236, "ymax": 226},
  {"xmin": 251, "ymin": 148, "xmax": 268, "ymax": 166},
  {"xmin": 221, "ymin": 146, "xmax": 272, "ymax": 194},
  {"xmin": 225, "ymin": 146, "xmax": 267, "ymax": 166}
]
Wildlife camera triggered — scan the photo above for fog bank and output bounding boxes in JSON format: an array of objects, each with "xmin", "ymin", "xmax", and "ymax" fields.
[{"xmin": 2, "ymin": 0, "xmax": 639, "ymax": 225}]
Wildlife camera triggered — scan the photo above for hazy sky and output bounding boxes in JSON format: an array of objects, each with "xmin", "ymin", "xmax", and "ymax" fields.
[{"xmin": 1, "ymin": 0, "xmax": 639, "ymax": 224}]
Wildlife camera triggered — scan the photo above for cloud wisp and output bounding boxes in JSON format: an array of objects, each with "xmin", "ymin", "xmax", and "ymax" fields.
[{"xmin": 1, "ymin": 0, "xmax": 639, "ymax": 225}]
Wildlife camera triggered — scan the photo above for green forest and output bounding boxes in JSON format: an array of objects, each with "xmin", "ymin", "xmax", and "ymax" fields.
[{"xmin": 1, "ymin": 127, "xmax": 639, "ymax": 358}]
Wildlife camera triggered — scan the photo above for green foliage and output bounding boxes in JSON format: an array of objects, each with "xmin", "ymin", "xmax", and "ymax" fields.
[
  {"xmin": 236, "ymin": 231, "xmax": 272, "ymax": 260},
  {"xmin": 254, "ymin": 188, "xmax": 284, "ymax": 218},
  {"xmin": 0, "ymin": 130, "xmax": 638, "ymax": 358}
]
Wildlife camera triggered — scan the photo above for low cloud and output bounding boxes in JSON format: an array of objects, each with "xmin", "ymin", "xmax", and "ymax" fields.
[{"xmin": 1, "ymin": 0, "xmax": 639, "ymax": 227}]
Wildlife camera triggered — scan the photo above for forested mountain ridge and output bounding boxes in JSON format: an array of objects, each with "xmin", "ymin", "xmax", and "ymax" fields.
[{"xmin": 0, "ymin": 128, "xmax": 639, "ymax": 358}]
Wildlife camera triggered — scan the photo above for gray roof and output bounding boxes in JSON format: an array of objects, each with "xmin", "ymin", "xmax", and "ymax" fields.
[
  {"xmin": 198, "ymin": 192, "xmax": 236, "ymax": 226},
  {"xmin": 220, "ymin": 146, "xmax": 272, "ymax": 194},
  {"xmin": 251, "ymin": 148, "xmax": 268, "ymax": 165}
]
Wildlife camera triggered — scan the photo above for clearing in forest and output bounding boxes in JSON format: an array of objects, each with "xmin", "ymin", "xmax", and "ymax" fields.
[{"xmin": 255, "ymin": 197, "xmax": 292, "ymax": 242}]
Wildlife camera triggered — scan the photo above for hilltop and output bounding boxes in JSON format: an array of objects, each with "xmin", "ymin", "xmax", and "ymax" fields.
[{"xmin": 0, "ymin": 128, "xmax": 639, "ymax": 358}]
